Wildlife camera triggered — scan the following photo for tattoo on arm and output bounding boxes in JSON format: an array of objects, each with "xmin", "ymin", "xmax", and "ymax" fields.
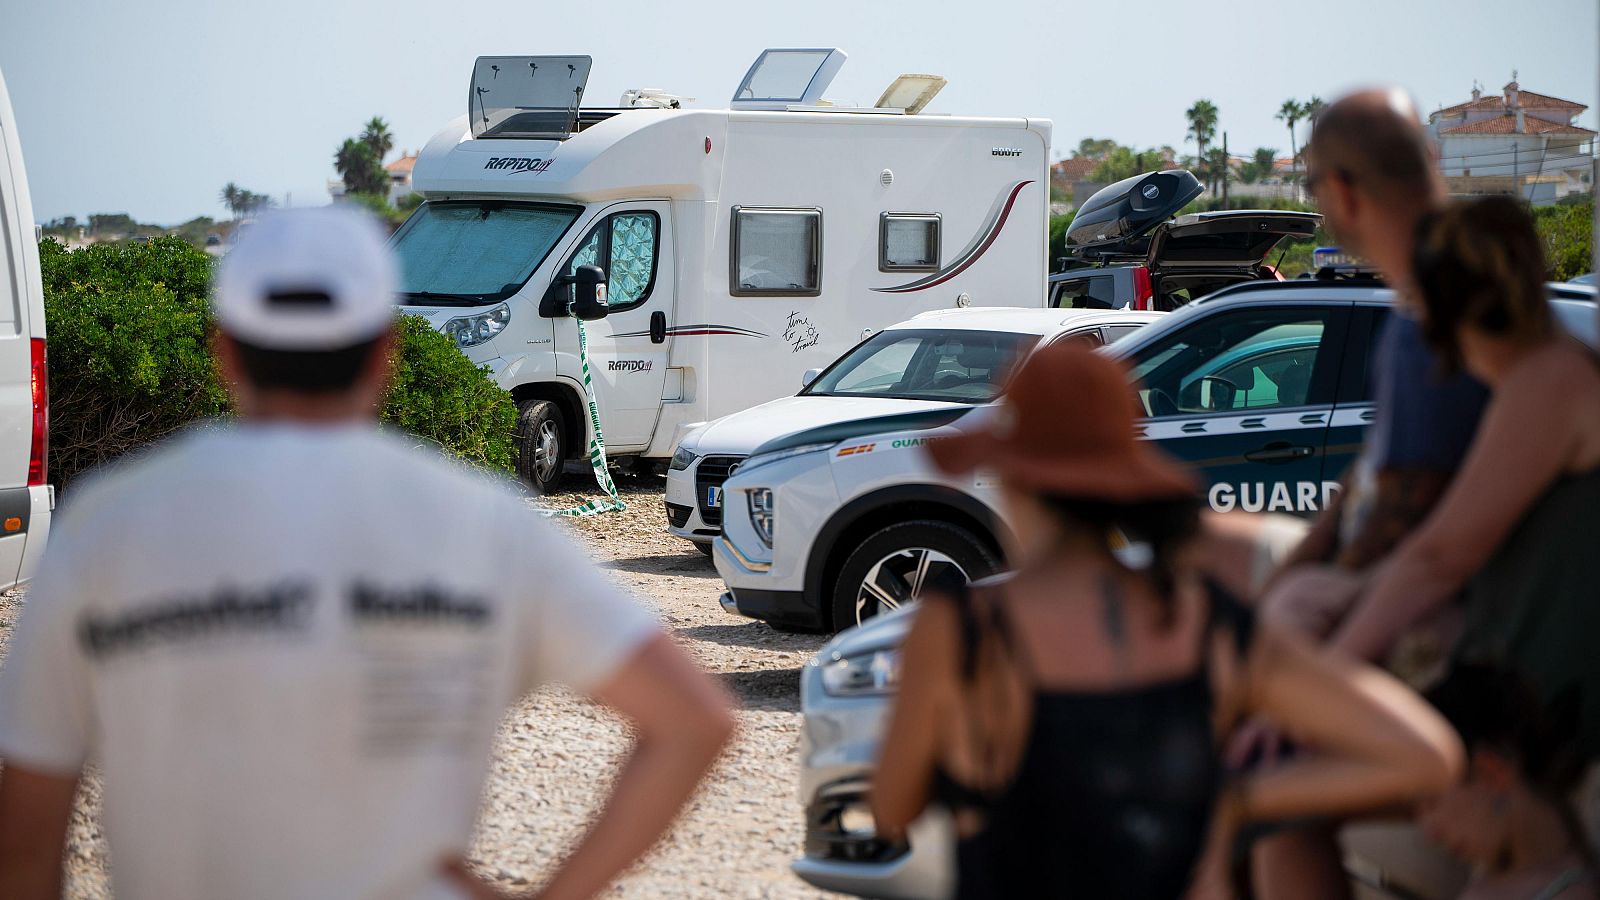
[
  {"xmin": 1336, "ymin": 468, "xmax": 1453, "ymax": 571},
  {"xmin": 1100, "ymin": 573, "xmax": 1130, "ymax": 677}
]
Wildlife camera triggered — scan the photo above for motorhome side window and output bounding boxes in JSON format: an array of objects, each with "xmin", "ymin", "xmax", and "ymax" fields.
[
  {"xmin": 879, "ymin": 213, "xmax": 940, "ymax": 272},
  {"xmin": 566, "ymin": 211, "xmax": 660, "ymax": 310},
  {"xmin": 731, "ymin": 207, "xmax": 821, "ymax": 297}
]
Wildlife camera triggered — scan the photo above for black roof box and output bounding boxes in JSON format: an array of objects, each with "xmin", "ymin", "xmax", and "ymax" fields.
[{"xmin": 1066, "ymin": 170, "xmax": 1203, "ymax": 258}]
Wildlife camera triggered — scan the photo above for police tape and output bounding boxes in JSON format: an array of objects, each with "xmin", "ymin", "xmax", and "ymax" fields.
[{"xmin": 536, "ymin": 316, "xmax": 627, "ymax": 518}]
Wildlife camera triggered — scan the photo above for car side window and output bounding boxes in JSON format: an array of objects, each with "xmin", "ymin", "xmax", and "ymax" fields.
[
  {"xmin": 731, "ymin": 207, "xmax": 822, "ymax": 296},
  {"xmin": 1051, "ymin": 274, "xmax": 1117, "ymax": 309},
  {"xmin": 607, "ymin": 213, "xmax": 657, "ymax": 307},
  {"xmin": 565, "ymin": 212, "xmax": 660, "ymax": 310},
  {"xmin": 1130, "ymin": 308, "xmax": 1338, "ymax": 417},
  {"xmin": 1049, "ymin": 329, "xmax": 1103, "ymax": 350},
  {"xmin": 1102, "ymin": 324, "xmax": 1142, "ymax": 345}
]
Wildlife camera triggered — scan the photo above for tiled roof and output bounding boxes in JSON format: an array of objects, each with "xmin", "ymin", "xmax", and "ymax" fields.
[
  {"xmin": 1437, "ymin": 96, "xmax": 1504, "ymax": 116},
  {"xmin": 384, "ymin": 153, "xmax": 417, "ymax": 175},
  {"xmin": 1514, "ymin": 90, "xmax": 1586, "ymax": 110},
  {"xmin": 1437, "ymin": 88, "xmax": 1587, "ymax": 119},
  {"xmin": 1440, "ymin": 115, "xmax": 1596, "ymax": 136},
  {"xmin": 1052, "ymin": 156, "xmax": 1098, "ymax": 180}
]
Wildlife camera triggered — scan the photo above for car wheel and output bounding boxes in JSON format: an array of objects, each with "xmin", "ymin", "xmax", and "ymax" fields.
[
  {"xmin": 515, "ymin": 400, "xmax": 565, "ymax": 494},
  {"xmin": 830, "ymin": 520, "xmax": 1000, "ymax": 630},
  {"xmin": 696, "ymin": 541, "xmax": 714, "ymax": 558}
]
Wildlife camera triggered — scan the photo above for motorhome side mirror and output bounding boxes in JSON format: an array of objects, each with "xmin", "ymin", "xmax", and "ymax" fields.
[
  {"xmin": 801, "ymin": 368, "xmax": 822, "ymax": 389},
  {"xmin": 571, "ymin": 265, "xmax": 609, "ymax": 320}
]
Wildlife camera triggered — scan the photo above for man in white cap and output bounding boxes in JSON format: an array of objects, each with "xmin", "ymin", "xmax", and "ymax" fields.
[{"xmin": 0, "ymin": 208, "xmax": 733, "ymax": 900}]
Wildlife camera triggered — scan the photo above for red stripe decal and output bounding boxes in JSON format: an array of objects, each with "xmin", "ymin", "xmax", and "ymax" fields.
[{"xmin": 873, "ymin": 180, "xmax": 1034, "ymax": 293}]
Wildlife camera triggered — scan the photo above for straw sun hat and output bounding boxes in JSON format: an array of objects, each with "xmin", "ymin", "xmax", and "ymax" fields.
[{"xmin": 926, "ymin": 342, "xmax": 1198, "ymax": 501}]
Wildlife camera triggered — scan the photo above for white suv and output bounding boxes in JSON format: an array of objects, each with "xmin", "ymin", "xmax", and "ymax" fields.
[
  {"xmin": 665, "ymin": 307, "xmax": 1158, "ymax": 558},
  {"xmin": 0, "ymin": 68, "xmax": 53, "ymax": 588}
]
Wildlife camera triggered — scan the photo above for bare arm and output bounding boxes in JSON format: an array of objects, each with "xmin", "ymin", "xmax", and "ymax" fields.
[
  {"xmin": 1332, "ymin": 363, "xmax": 1577, "ymax": 661},
  {"xmin": 520, "ymin": 635, "xmax": 735, "ymax": 900},
  {"xmin": 870, "ymin": 601, "xmax": 956, "ymax": 840},
  {"xmin": 1238, "ymin": 625, "xmax": 1463, "ymax": 821},
  {"xmin": 1275, "ymin": 481, "xmax": 1344, "ymax": 572},
  {"xmin": 1334, "ymin": 467, "xmax": 1454, "ymax": 572},
  {"xmin": 0, "ymin": 764, "xmax": 80, "ymax": 900}
]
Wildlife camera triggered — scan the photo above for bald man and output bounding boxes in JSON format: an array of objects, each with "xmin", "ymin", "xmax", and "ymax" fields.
[{"xmin": 1227, "ymin": 90, "xmax": 1490, "ymax": 900}]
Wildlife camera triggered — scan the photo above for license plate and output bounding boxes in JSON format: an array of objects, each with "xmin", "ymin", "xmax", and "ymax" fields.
[{"xmin": 706, "ymin": 486, "xmax": 723, "ymax": 508}]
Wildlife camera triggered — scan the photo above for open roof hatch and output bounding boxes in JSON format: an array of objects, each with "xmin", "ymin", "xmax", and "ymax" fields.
[
  {"xmin": 731, "ymin": 48, "xmax": 847, "ymax": 110},
  {"xmin": 875, "ymin": 75, "xmax": 947, "ymax": 114},
  {"xmin": 469, "ymin": 55, "xmax": 592, "ymax": 139}
]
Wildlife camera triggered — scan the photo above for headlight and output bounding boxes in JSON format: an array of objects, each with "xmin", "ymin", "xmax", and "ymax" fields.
[
  {"xmin": 748, "ymin": 488, "xmax": 775, "ymax": 547},
  {"xmin": 820, "ymin": 649, "xmax": 902, "ymax": 696},
  {"xmin": 668, "ymin": 445, "xmax": 699, "ymax": 471},
  {"xmin": 735, "ymin": 441, "xmax": 837, "ymax": 475},
  {"xmin": 442, "ymin": 303, "xmax": 511, "ymax": 348}
]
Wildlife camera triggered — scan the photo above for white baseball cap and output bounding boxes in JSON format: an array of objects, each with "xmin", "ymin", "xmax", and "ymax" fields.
[{"xmin": 213, "ymin": 207, "xmax": 397, "ymax": 351}]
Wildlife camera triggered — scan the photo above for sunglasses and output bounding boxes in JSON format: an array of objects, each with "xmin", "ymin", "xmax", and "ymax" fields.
[{"xmin": 1304, "ymin": 166, "xmax": 1354, "ymax": 197}]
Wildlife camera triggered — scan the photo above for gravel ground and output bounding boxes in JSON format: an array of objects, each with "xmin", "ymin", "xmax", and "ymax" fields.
[{"xmin": 0, "ymin": 474, "xmax": 847, "ymax": 898}]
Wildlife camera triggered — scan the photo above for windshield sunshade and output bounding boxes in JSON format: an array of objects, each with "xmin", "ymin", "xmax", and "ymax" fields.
[
  {"xmin": 392, "ymin": 202, "xmax": 581, "ymax": 304},
  {"xmin": 469, "ymin": 56, "xmax": 592, "ymax": 139},
  {"xmin": 805, "ymin": 329, "xmax": 1038, "ymax": 403}
]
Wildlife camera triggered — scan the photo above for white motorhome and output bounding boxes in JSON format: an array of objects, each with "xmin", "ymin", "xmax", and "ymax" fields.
[
  {"xmin": 395, "ymin": 49, "xmax": 1051, "ymax": 491},
  {"xmin": 0, "ymin": 67, "xmax": 53, "ymax": 587}
]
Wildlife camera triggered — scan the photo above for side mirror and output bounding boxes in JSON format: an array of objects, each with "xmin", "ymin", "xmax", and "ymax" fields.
[
  {"xmin": 571, "ymin": 265, "xmax": 609, "ymax": 321},
  {"xmin": 801, "ymin": 368, "xmax": 822, "ymax": 389}
]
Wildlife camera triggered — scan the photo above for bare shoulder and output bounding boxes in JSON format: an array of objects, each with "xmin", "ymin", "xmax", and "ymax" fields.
[{"xmin": 1506, "ymin": 340, "xmax": 1600, "ymax": 394}]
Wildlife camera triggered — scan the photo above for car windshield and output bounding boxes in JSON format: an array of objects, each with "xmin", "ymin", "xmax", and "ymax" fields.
[
  {"xmin": 391, "ymin": 201, "xmax": 582, "ymax": 305},
  {"xmin": 803, "ymin": 328, "xmax": 1037, "ymax": 403}
]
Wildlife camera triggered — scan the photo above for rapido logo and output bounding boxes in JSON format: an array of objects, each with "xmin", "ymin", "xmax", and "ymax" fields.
[{"xmin": 484, "ymin": 157, "xmax": 554, "ymax": 175}]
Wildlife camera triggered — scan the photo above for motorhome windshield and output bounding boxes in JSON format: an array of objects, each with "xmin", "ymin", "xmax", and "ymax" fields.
[
  {"xmin": 803, "ymin": 328, "xmax": 1037, "ymax": 403},
  {"xmin": 392, "ymin": 202, "xmax": 581, "ymax": 305}
]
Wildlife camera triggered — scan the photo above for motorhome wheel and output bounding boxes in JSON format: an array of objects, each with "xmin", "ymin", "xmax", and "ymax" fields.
[
  {"xmin": 515, "ymin": 399, "xmax": 566, "ymax": 494},
  {"xmin": 830, "ymin": 520, "xmax": 1000, "ymax": 630}
]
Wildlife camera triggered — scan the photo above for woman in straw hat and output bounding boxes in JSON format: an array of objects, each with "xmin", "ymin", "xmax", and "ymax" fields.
[{"xmin": 870, "ymin": 343, "xmax": 1463, "ymax": 899}]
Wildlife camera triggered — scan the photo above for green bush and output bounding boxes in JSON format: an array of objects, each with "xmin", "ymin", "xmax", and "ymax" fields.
[
  {"xmin": 383, "ymin": 314, "xmax": 517, "ymax": 473},
  {"xmin": 1533, "ymin": 199, "xmax": 1592, "ymax": 282},
  {"xmin": 39, "ymin": 237, "xmax": 517, "ymax": 489},
  {"xmin": 40, "ymin": 238, "xmax": 230, "ymax": 489}
]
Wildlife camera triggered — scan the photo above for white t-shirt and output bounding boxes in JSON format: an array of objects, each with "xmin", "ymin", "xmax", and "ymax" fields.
[{"xmin": 0, "ymin": 421, "xmax": 658, "ymax": 900}]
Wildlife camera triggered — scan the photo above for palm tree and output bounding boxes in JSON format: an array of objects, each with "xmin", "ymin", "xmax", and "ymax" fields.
[
  {"xmin": 1277, "ymin": 99, "xmax": 1305, "ymax": 178},
  {"xmin": 335, "ymin": 138, "xmax": 385, "ymax": 196},
  {"xmin": 1303, "ymin": 96, "xmax": 1327, "ymax": 127},
  {"xmin": 1244, "ymin": 147, "xmax": 1278, "ymax": 184},
  {"xmin": 360, "ymin": 116, "xmax": 394, "ymax": 163},
  {"xmin": 219, "ymin": 182, "xmax": 241, "ymax": 220},
  {"xmin": 1185, "ymin": 100, "xmax": 1219, "ymax": 180}
]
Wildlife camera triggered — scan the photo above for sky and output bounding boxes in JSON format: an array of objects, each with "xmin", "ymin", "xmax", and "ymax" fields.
[{"xmin": 2, "ymin": 0, "xmax": 1596, "ymax": 225}]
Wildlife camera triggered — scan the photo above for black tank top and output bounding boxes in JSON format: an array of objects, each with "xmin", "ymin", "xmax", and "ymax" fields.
[{"xmin": 930, "ymin": 579, "xmax": 1255, "ymax": 900}]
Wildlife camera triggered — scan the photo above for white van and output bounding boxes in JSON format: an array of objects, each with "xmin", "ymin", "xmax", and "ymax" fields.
[
  {"xmin": 394, "ymin": 49, "xmax": 1051, "ymax": 491},
  {"xmin": 0, "ymin": 68, "xmax": 53, "ymax": 588}
]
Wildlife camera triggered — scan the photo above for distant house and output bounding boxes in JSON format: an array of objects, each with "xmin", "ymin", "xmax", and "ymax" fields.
[
  {"xmin": 1427, "ymin": 77, "xmax": 1595, "ymax": 204},
  {"xmin": 327, "ymin": 150, "xmax": 420, "ymax": 205},
  {"xmin": 1049, "ymin": 156, "xmax": 1098, "ymax": 202},
  {"xmin": 384, "ymin": 151, "xmax": 418, "ymax": 204}
]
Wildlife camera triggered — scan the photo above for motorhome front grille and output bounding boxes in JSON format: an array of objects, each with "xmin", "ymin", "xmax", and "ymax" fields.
[{"xmin": 695, "ymin": 456, "xmax": 746, "ymax": 528}]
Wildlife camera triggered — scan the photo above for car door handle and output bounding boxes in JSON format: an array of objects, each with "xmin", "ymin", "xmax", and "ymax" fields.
[
  {"xmin": 650, "ymin": 311, "xmax": 667, "ymax": 344},
  {"xmin": 1244, "ymin": 442, "xmax": 1314, "ymax": 463}
]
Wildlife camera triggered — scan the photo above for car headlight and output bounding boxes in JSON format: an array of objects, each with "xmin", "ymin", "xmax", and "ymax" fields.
[
  {"xmin": 668, "ymin": 445, "xmax": 699, "ymax": 471},
  {"xmin": 735, "ymin": 441, "xmax": 837, "ymax": 476},
  {"xmin": 747, "ymin": 488, "xmax": 775, "ymax": 547},
  {"xmin": 819, "ymin": 649, "xmax": 902, "ymax": 696},
  {"xmin": 441, "ymin": 303, "xmax": 511, "ymax": 348}
]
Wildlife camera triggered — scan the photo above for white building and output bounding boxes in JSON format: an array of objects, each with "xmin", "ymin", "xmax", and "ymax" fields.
[{"xmin": 1427, "ymin": 78, "xmax": 1595, "ymax": 204}]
